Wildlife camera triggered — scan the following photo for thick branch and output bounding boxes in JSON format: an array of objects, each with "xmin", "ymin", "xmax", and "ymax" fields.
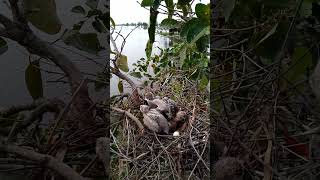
[
  {"xmin": 111, "ymin": 67, "xmax": 137, "ymax": 89},
  {"xmin": 111, "ymin": 107, "xmax": 144, "ymax": 131},
  {"xmin": 0, "ymin": 13, "xmax": 95, "ymax": 128},
  {"xmin": 17, "ymin": 98, "xmax": 64, "ymax": 131},
  {"xmin": 110, "ymin": 33, "xmax": 137, "ymax": 90},
  {"xmin": 0, "ymin": 11, "xmax": 83, "ymax": 91},
  {"xmin": 0, "ymin": 100, "xmax": 42, "ymax": 117},
  {"xmin": 0, "ymin": 143, "xmax": 85, "ymax": 180}
]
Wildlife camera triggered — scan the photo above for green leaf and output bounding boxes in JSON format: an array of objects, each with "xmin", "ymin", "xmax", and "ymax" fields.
[
  {"xmin": 116, "ymin": 55, "xmax": 129, "ymax": 72},
  {"xmin": 0, "ymin": 37, "xmax": 8, "ymax": 55},
  {"xmin": 195, "ymin": 3, "xmax": 210, "ymax": 24},
  {"xmin": 153, "ymin": 66, "xmax": 160, "ymax": 74},
  {"xmin": 145, "ymin": 40, "xmax": 153, "ymax": 59},
  {"xmin": 160, "ymin": 18, "xmax": 178, "ymax": 29},
  {"xmin": 180, "ymin": 18, "xmax": 198, "ymax": 38},
  {"xmin": 196, "ymin": 35, "xmax": 209, "ymax": 52},
  {"xmin": 189, "ymin": 25, "xmax": 209, "ymax": 43},
  {"xmin": 286, "ymin": 47, "xmax": 313, "ymax": 83},
  {"xmin": 220, "ymin": 0, "xmax": 236, "ymax": 22},
  {"xmin": 181, "ymin": 18, "xmax": 209, "ymax": 43},
  {"xmin": 87, "ymin": 9, "xmax": 102, "ymax": 17},
  {"xmin": 256, "ymin": 23, "xmax": 278, "ymax": 46},
  {"xmin": 110, "ymin": 17, "xmax": 116, "ymax": 28},
  {"xmin": 24, "ymin": 0, "xmax": 62, "ymax": 34},
  {"xmin": 86, "ymin": 0, "xmax": 99, "ymax": 9},
  {"xmin": 141, "ymin": 0, "xmax": 154, "ymax": 7},
  {"xmin": 71, "ymin": 6, "xmax": 86, "ymax": 15},
  {"xmin": 199, "ymin": 75, "xmax": 209, "ymax": 90},
  {"xmin": 300, "ymin": 1, "xmax": 312, "ymax": 17},
  {"xmin": 118, "ymin": 80, "xmax": 124, "ymax": 93},
  {"xmin": 62, "ymin": 30, "xmax": 102, "ymax": 54},
  {"xmin": 92, "ymin": 20, "xmax": 107, "ymax": 33},
  {"xmin": 25, "ymin": 60, "xmax": 43, "ymax": 100},
  {"xmin": 165, "ymin": 0, "xmax": 174, "ymax": 18},
  {"xmin": 130, "ymin": 72, "xmax": 143, "ymax": 78}
]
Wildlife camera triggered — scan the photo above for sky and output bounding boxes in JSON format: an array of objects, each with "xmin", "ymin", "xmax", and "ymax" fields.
[{"xmin": 110, "ymin": 0, "xmax": 210, "ymax": 24}]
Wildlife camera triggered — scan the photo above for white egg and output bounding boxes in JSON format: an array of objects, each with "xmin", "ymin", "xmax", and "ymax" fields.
[{"xmin": 173, "ymin": 131, "xmax": 180, "ymax": 137}]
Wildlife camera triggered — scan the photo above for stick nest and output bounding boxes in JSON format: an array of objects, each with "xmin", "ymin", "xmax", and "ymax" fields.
[{"xmin": 110, "ymin": 73, "xmax": 209, "ymax": 179}]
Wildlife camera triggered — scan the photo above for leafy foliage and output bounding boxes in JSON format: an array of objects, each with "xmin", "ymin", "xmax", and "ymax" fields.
[
  {"xmin": 131, "ymin": 0, "xmax": 210, "ymax": 91},
  {"xmin": 160, "ymin": 18, "xmax": 179, "ymax": 29},
  {"xmin": 62, "ymin": 30, "xmax": 103, "ymax": 54},
  {"xmin": 116, "ymin": 55, "xmax": 129, "ymax": 72},
  {"xmin": 25, "ymin": 60, "xmax": 43, "ymax": 100},
  {"xmin": 24, "ymin": 0, "xmax": 62, "ymax": 34},
  {"xmin": 71, "ymin": 6, "xmax": 86, "ymax": 15}
]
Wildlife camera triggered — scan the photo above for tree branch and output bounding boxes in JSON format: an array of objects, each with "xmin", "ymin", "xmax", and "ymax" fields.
[
  {"xmin": 111, "ymin": 67, "xmax": 137, "ymax": 89},
  {"xmin": 110, "ymin": 32, "xmax": 137, "ymax": 90},
  {"xmin": 111, "ymin": 107, "xmax": 144, "ymax": 131},
  {"xmin": 0, "ymin": 143, "xmax": 85, "ymax": 180},
  {"xmin": 0, "ymin": 12, "xmax": 95, "ymax": 129}
]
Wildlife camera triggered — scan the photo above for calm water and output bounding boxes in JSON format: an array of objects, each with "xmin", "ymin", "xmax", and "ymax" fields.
[
  {"xmin": 110, "ymin": 26, "xmax": 169, "ymax": 96},
  {"xmin": 0, "ymin": 0, "xmax": 108, "ymax": 107}
]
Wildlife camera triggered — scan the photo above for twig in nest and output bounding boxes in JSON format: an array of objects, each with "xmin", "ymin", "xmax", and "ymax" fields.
[
  {"xmin": 47, "ymin": 79, "xmax": 85, "ymax": 145},
  {"xmin": 111, "ymin": 107, "xmax": 144, "ymax": 132},
  {"xmin": 0, "ymin": 143, "xmax": 85, "ymax": 180}
]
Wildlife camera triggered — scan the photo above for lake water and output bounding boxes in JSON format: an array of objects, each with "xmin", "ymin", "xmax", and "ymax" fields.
[
  {"xmin": 110, "ymin": 26, "xmax": 169, "ymax": 96},
  {"xmin": 0, "ymin": 2, "xmax": 169, "ymax": 108},
  {"xmin": 0, "ymin": 0, "xmax": 109, "ymax": 108}
]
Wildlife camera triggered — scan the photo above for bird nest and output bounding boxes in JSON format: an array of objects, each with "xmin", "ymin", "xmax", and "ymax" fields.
[{"xmin": 110, "ymin": 74, "xmax": 209, "ymax": 179}]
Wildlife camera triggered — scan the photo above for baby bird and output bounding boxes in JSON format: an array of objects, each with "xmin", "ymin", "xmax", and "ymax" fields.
[
  {"xmin": 163, "ymin": 97, "xmax": 179, "ymax": 118},
  {"xmin": 140, "ymin": 105, "xmax": 169, "ymax": 134},
  {"xmin": 174, "ymin": 110, "xmax": 188, "ymax": 123},
  {"xmin": 169, "ymin": 110, "xmax": 188, "ymax": 131}
]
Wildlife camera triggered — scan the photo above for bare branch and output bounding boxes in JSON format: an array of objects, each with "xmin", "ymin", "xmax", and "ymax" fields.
[
  {"xmin": 0, "ymin": 143, "xmax": 86, "ymax": 180},
  {"xmin": 0, "ymin": 100, "xmax": 40, "ymax": 117},
  {"xmin": 111, "ymin": 67, "xmax": 137, "ymax": 89},
  {"xmin": 110, "ymin": 33, "xmax": 137, "ymax": 90},
  {"xmin": 111, "ymin": 107, "xmax": 144, "ymax": 131}
]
